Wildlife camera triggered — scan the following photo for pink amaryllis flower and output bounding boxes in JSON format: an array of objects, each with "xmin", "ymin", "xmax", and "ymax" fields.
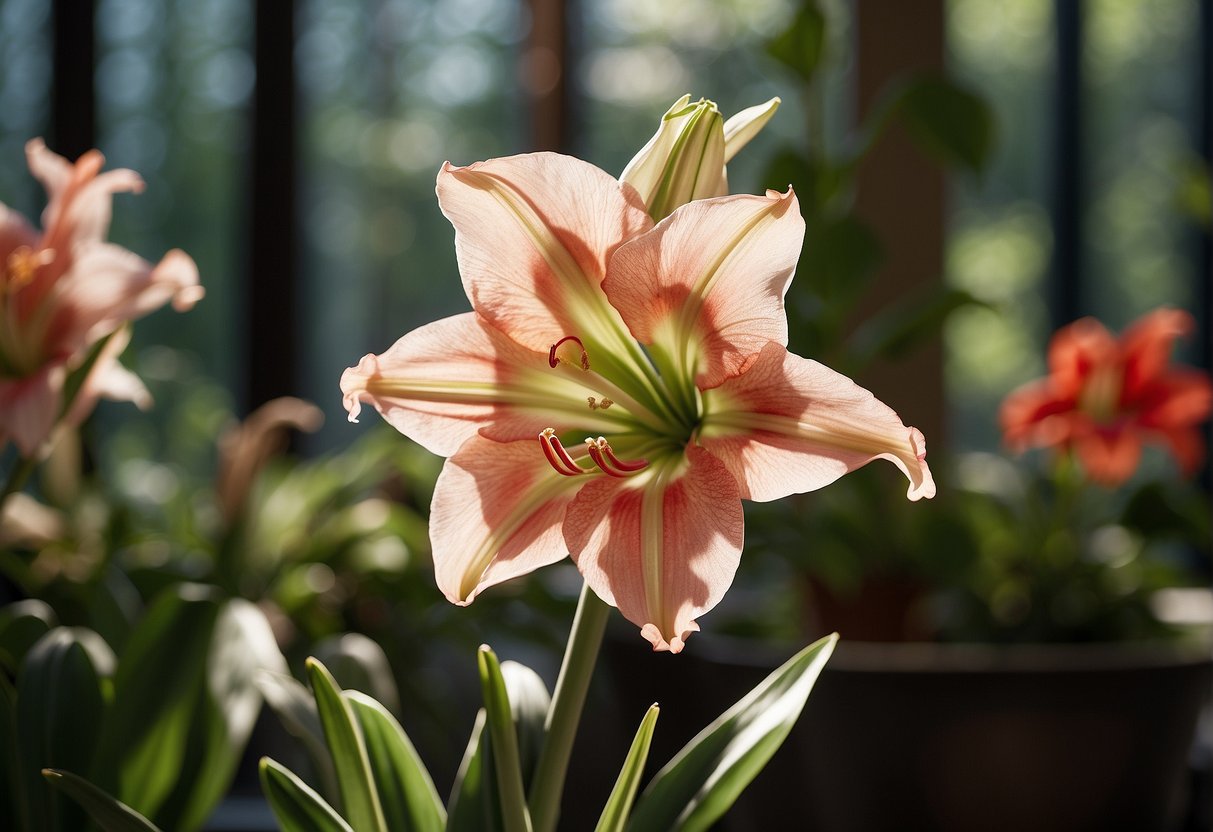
[
  {"xmin": 0, "ymin": 139, "xmax": 202, "ymax": 456},
  {"xmin": 342, "ymin": 153, "xmax": 934, "ymax": 652},
  {"xmin": 1000, "ymin": 308, "xmax": 1213, "ymax": 486}
]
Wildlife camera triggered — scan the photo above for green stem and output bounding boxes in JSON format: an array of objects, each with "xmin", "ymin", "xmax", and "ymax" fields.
[{"xmin": 527, "ymin": 582, "xmax": 611, "ymax": 832}]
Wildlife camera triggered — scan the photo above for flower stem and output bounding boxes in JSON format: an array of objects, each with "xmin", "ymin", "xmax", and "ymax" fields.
[{"xmin": 527, "ymin": 581, "xmax": 611, "ymax": 832}]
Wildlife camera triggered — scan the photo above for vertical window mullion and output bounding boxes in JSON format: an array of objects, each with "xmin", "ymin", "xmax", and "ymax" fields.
[
  {"xmin": 51, "ymin": 0, "xmax": 96, "ymax": 159},
  {"xmin": 1050, "ymin": 0, "xmax": 1083, "ymax": 332}
]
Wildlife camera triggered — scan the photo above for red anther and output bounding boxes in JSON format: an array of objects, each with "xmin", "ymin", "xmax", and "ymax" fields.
[
  {"xmin": 598, "ymin": 438, "xmax": 648, "ymax": 473},
  {"xmin": 539, "ymin": 429, "xmax": 587, "ymax": 476},
  {"xmin": 549, "ymin": 335, "xmax": 590, "ymax": 370}
]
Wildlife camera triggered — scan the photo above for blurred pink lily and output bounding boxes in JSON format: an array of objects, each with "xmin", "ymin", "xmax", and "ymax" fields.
[
  {"xmin": 342, "ymin": 152, "xmax": 933, "ymax": 652},
  {"xmin": 0, "ymin": 139, "xmax": 201, "ymax": 456}
]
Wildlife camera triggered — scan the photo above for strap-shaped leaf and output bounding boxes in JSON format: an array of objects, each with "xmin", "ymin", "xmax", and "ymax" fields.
[
  {"xmin": 627, "ymin": 633, "xmax": 837, "ymax": 832},
  {"xmin": 259, "ymin": 757, "xmax": 354, "ymax": 832},
  {"xmin": 595, "ymin": 704, "xmax": 659, "ymax": 832},
  {"xmin": 41, "ymin": 769, "xmax": 163, "ymax": 832},
  {"xmin": 306, "ymin": 658, "xmax": 387, "ymax": 832},
  {"xmin": 499, "ymin": 661, "xmax": 550, "ymax": 787},
  {"xmin": 0, "ymin": 599, "xmax": 57, "ymax": 674},
  {"xmin": 17, "ymin": 627, "xmax": 116, "ymax": 832},
  {"xmin": 445, "ymin": 709, "xmax": 501, "ymax": 832},
  {"xmin": 257, "ymin": 670, "xmax": 339, "ymax": 802},
  {"xmin": 313, "ymin": 634, "xmax": 400, "ymax": 714},
  {"xmin": 477, "ymin": 646, "xmax": 531, "ymax": 832},
  {"xmin": 97, "ymin": 584, "xmax": 221, "ymax": 823},
  {"xmin": 345, "ymin": 691, "xmax": 445, "ymax": 832}
]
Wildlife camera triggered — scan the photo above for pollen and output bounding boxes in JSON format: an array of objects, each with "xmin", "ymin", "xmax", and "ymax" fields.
[
  {"xmin": 586, "ymin": 397, "xmax": 615, "ymax": 410},
  {"xmin": 4, "ymin": 246, "xmax": 52, "ymax": 293}
]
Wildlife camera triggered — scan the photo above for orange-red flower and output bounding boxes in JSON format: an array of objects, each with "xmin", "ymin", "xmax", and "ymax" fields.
[
  {"xmin": 1000, "ymin": 308, "xmax": 1212, "ymax": 486},
  {"xmin": 342, "ymin": 152, "xmax": 933, "ymax": 652}
]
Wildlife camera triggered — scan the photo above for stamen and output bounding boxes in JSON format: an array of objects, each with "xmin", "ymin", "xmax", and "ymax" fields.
[
  {"xmin": 5, "ymin": 247, "xmax": 53, "ymax": 293},
  {"xmin": 539, "ymin": 428, "xmax": 588, "ymax": 476},
  {"xmin": 549, "ymin": 335, "xmax": 590, "ymax": 370},
  {"xmin": 586, "ymin": 396, "xmax": 614, "ymax": 410},
  {"xmin": 585, "ymin": 436, "xmax": 649, "ymax": 478},
  {"xmin": 598, "ymin": 437, "xmax": 648, "ymax": 472}
]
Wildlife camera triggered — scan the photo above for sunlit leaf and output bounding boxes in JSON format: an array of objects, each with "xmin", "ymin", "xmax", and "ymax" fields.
[
  {"xmin": 259, "ymin": 757, "xmax": 353, "ymax": 832},
  {"xmin": 257, "ymin": 670, "xmax": 339, "ymax": 802},
  {"xmin": 446, "ymin": 710, "xmax": 502, "ymax": 832},
  {"xmin": 500, "ymin": 660, "xmax": 550, "ymax": 787},
  {"xmin": 627, "ymin": 634, "xmax": 838, "ymax": 832},
  {"xmin": 42, "ymin": 769, "xmax": 163, "ymax": 832},
  {"xmin": 313, "ymin": 632, "xmax": 400, "ymax": 714},
  {"xmin": 96, "ymin": 585, "xmax": 220, "ymax": 826},
  {"xmin": 595, "ymin": 704, "xmax": 659, "ymax": 832},
  {"xmin": 346, "ymin": 691, "xmax": 445, "ymax": 832},
  {"xmin": 477, "ymin": 646, "xmax": 530, "ymax": 832},
  {"xmin": 306, "ymin": 658, "xmax": 387, "ymax": 832}
]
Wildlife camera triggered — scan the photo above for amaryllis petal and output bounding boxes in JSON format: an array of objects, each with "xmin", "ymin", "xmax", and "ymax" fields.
[
  {"xmin": 722, "ymin": 97, "xmax": 780, "ymax": 163},
  {"xmin": 0, "ymin": 363, "xmax": 65, "ymax": 457},
  {"xmin": 436, "ymin": 153, "xmax": 651, "ymax": 354},
  {"xmin": 1121, "ymin": 307, "xmax": 1194, "ymax": 400},
  {"xmin": 0, "ymin": 203, "xmax": 37, "ymax": 259},
  {"xmin": 1047, "ymin": 316, "xmax": 1117, "ymax": 398},
  {"xmin": 603, "ymin": 189, "xmax": 803, "ymax": 389},
  {"xmin": 51, "ymin": 245, "xmax": 202, "ymax": 351},
  {"xmin": 999, "ymin": 379, "xmax": 1073, "ymax": 449},
  {"xmin": 430, "ymin": 435, "xmax": 585, "ymax": 605},
  {"xmin": 341, "ymin": 313, "xmax": 635, "ymax": 456},
  {"xmin": 564, "ymin": 446, "xmax": 743, "ymax": 653},
  {"xmin": 699, "ymin": 343, "xmax": 935, "ymax": 502},
  {"xmin": 1073, "ymin": 428, "xmax": 1141, "ymax": 486},
  {"xmin": 64, "ymin": 328, "xmax": 151, "ymax": 429}
]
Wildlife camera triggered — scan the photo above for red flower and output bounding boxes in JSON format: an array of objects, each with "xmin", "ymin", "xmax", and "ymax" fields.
[{"xmin": 1000, "ymin": 308, "xmax": 1213, "ymax": 485}]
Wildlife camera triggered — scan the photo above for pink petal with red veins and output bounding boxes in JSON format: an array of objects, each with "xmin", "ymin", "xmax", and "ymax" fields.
[
  {"xmin": 429, "ymin": 435, "xmax": 584, "ymax": 605},
  {"xmin": 700, "ymin": 343, "xmax": 935, "ymax": 502},
  {"xmin": 564, "ymin": 446, "xmax": 743, "ymax": 653},
  {"xmin": 0, "ymin": 363, "xmax": 65, "ymax": 457},
  {"xmin": 436, "ymin": 153, "xmax": 651, "ymax": 353},
  {"xmin": 341, "ymin": 312, "xmax": 609, "ymax": 456},
  {"xmin": 604, "ymin": 189, "xmax": 803, "ymax": 389}
]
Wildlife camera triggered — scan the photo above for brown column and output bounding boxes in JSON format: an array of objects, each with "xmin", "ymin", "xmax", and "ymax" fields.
[
  {"xmin": 853, "ymin": 0, "xmax": 948, "ymax": 450},
  {"xmin": 523, "ymin": 0, "xmax": 570, "ymax": 152}
]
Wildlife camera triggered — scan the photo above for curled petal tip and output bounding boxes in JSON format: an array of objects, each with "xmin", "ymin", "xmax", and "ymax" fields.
[
  {"xmin": 905, "ymin": 426, "xmax": 936, "ymax": 501},
  {"xmin": 641, "ymin": 621, "xmax": 698, "ymax": 654},
  {"xmin": 340, "ymin": 353, "xmax": 379, "ymax": 423}
]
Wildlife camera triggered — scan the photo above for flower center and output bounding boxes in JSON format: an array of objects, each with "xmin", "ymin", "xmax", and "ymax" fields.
[
  {"xmin": 4, "ymin": 246, "xmax": 51, "ymax": 294},
  {"xmin": 1078, "ymin": 365, "xmax": 1122, "ymax": 424}
]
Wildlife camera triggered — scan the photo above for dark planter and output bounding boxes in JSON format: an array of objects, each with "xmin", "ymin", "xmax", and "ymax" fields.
[{"xmin": 599, "ymin": 633, "xmax": 1212, "ymax": 832}]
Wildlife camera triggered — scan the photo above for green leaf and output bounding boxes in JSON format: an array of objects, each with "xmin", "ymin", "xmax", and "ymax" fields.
[
  {"xmin": 96, "ymin": 584, "xmax": 221, "ymax": 825},
  {"xmin": 346, "ymin": 691, "xmax": 445, "ymax": 832},
  {"xmin": 0, "ymin": 599, "xmax": 57, "ymax": 674},
  {"xmin": 894, "ymin": 76, "xmax": 995, "ymax": 175},
  {"xmin": 257, "ymin": 670, "xmax": 339, "ymax": 802},
  {"xmin": 313, "ymin": 633, "xmax": 400, "ymax": 714},
  {"xmin": 1, "ymin": 672, "xmax": 21, "ymax": 832},
  {"xmin": 595, "ymin": 704, "xmax": 659, "ymax": 832},
  {"xmin": 477, "ymin": 646, "xmax": 531, "ymax": 832},
  {"xmin": 306, "ymin": 658, "xmax": 387, "ymax": 832},
  {"xmin": 41, "ymin": 769, "xmax": 163, "ymax": 832},
  {"xmin": 16, "ymin": 627, "xmax": 116, "ymax": 832},
  {"xmin": 500, "ymin": 661, "xmax": 550, "ymax": 788},
  {"xmin": 154, "ymin": 598, "xmax": 288, "ymax": 831},
  {"xmin": 766, "ymin": 1, "xmax": 827, "ymax": 83},
  {"xmin": 446, "ymin": 709, "xmax": 502, "ymax": 832},
  {"xmin": 259, "ymin": 757, "xmax": 354, "ymax": 832},
  {"xmin": 627, "ymin": 634, "xmax": 838, "ymax": 832}
]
